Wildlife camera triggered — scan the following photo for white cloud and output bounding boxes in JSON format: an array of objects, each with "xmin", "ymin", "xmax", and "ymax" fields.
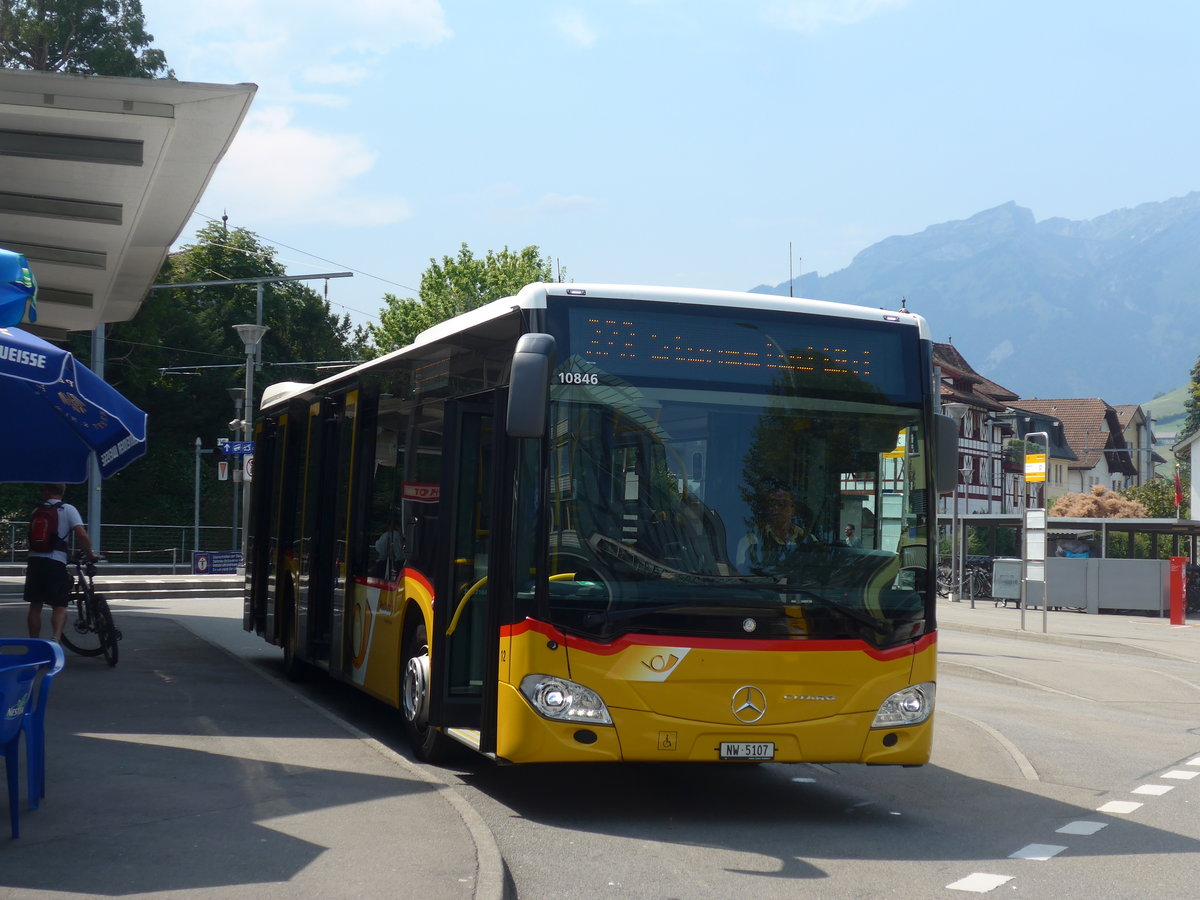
[
  {"xmin": 982, "ymin": 339, "xmax": 1015, "ymax": 372},
  {"xmin": 553, "ymin": 10, "xmax": 599, "ymax": 47},
  {"xmin": 206, "ymin": 108, "xmax": 412, "ymax": 227},
  {"xmin": 148, "ymin": 0, "xmax": 450, "ymax": 88},
  {"xmin": 762, "ymin": 0, "xmax": 909, "ymax": 33}
]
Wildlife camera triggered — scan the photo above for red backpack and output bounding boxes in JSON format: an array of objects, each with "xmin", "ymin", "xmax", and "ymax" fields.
[{"xmin": 28, "ymin": 501, "xmax": 67, "ymax": 553}]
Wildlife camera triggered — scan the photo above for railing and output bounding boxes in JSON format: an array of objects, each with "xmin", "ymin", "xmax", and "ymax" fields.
[{"xmin": 0, "ymin": 522, "xmax": 237, "ymax": 572}]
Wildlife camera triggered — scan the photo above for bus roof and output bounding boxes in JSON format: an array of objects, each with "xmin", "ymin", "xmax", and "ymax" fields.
[{"xmin": 259, "ymin": 282, "xmax": 930, "ymax": 412}]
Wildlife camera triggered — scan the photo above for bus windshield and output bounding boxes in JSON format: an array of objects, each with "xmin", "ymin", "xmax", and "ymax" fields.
[{"xmin": 536, "ymin": 298, "xmax": 932, "ymax": 648}]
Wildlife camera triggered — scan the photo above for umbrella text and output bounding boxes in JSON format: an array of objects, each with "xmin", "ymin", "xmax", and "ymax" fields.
[{"xmin": 0, "ymin": 345, "xmax": 46, "ymax": 369}]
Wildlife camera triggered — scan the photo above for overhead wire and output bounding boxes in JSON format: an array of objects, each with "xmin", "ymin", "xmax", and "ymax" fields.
[{"xmin": 188, "ymin": 211, "xmax": 422, "ymax": 323}]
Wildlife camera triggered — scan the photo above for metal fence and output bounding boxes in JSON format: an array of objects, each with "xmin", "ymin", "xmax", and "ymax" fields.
[{"xmin": 0, "ymin": 522, "xmax": 237, "ymax": 571}]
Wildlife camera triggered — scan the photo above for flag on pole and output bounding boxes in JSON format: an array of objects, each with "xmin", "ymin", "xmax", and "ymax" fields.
[{"xmin": 1174, "ymin": 466, "xmax": 1183, "ymax": 512}]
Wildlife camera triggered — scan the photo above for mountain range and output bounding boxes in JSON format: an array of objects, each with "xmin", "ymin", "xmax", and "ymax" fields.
[{"xmin": 751, "ymin": 193, "xmax": 1200, "ymax": 407}]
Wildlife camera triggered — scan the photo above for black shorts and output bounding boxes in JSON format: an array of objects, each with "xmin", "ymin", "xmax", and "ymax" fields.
[{"xmin": 24, "ymin": 557, "xmax": 72, "ymax": 609}]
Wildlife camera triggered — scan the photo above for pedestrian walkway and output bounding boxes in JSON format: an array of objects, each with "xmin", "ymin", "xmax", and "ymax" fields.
[
  {"xmin": 0, "ymin": 600, "xmax": 503, "ymax": 900},
  {"xmin": 937, "ymin": 596, "xmax": 1198, "ymax": 661}
]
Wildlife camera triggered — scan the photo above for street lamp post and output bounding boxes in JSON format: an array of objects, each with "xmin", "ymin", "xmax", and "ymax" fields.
[
  {"xmin": 227, "ymin": 387, "xmax": 245, "ymax": 552},
  {"xmin": 233, "ymin": 324, "xmax": 268, "ymax": 566}
]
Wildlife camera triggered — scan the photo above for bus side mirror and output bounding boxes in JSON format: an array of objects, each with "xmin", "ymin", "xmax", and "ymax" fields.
[
  {"xmin": 506, "ymin": 333, "xmax": 556, "ymax": 438},
  {"xmin": 934, "ymin": 413, "xmax": 959, "ymax": 495}
]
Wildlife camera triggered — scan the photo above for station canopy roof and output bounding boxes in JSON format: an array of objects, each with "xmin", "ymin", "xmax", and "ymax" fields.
[
  {"xmin": 0, "ymin": 69, "xmax": 256, "ymax": 339},
  {"xmin": 942, "ymin": 512, "xmax": 1200, "ymax": 539}
]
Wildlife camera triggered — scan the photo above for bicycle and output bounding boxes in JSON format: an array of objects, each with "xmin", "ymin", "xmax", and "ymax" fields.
[
  {"xmin": 61, "ymin": 554, "xmax": 121, "ymax": 667},
  {"xmin": 964, "ymin": 557, "xmax": 992, "ymax": 600},
  {"xmin": 937, "ymin": 556, "xmax": 993, "ymax": 602},
  {"xmin": 936, "ymin": 558, "xmax": 954, "ymax": 598}
]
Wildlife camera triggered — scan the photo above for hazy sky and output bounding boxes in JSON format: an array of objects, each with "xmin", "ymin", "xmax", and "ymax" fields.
[{"xmin": 141, "ymin": 0, "xmax": 1200, "ymax": 330}]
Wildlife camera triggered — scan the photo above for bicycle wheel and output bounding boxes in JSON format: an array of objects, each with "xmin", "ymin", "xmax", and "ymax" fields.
[
  {"xmin": 972, "ymin": 568, "xmax": 992, "ymax": 598},
  {"xmin": 60, "ymin": 588, "xmax": 106, "ymax": 658},
  {"xmin": 95, "ymin": 595, "xmax": 119, "ymax": 667},
  {"xmin": 936, "ymin": 564, "xmax": 953, "ymax": 598}
]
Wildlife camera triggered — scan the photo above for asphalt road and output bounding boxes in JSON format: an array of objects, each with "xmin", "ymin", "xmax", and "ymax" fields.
[{"xmin": 125, "ymin": 598, "xmax": 1200, "ymax": 899}]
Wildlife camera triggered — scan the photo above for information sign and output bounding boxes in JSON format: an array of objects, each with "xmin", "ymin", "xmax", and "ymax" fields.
[
  {"xmin": 192, "ymin": 550, "xmax": 243, "ymax": 575},
  {"xmin": 1024, "ymin": 452, "xmax": 1046, "ymax": 483},
  {"xmin": 882, "ymin": 429, "xmax": 907, "ymax": 459},
  {"xmin": 220, "ymin": 441, "xmax": 255, "ymax": 456}
]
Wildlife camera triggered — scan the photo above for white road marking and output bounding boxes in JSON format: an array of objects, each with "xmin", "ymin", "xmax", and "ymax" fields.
[
  {"xmin": 1009, "ymin": 843, "xmax": 1067, "ymax": 860},
  {"xmin": 1131, "ymin": 784, "xmax": 1173, "ymax": 796},
  {"xmin": 941, "ymin": 710, "xmax": 1039, "ymax": 781},
  {"xmin": 1057, "ymin": 821, "xmax": 1107, "ymax": 835},
  {"xmin": 1187, "ymin": 756, "xmax": 1200, "ymax": 766},
  {"xmin": 1161, "ymin": 769, "xmax": 1199, "ymax": 780},
  {"xmin": 1097, "ymin": 800, "xmax": 1143, "ymax": 814},
  {"xmin": 946, "ymin": 873, "xmax": 1013, "ymax": 892},
  {"xmin": 953, "ymin": 663, "xmax": 1094, "ymax": 701}
]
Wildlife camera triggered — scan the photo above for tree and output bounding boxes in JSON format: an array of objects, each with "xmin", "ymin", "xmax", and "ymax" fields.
[
  {"xmin": 0, "ymin": 0, "xmax": 170, "ymax": 76},
  {"xmin": 1123, "ymin": 474, "xmax": 1188, "ymax": 519},
  {"xmin": 368, "ymin": 244, "xmax": 555, "ymax": 354},
  {"xmin": 48, "ymin": 223, "xmax": 364, "ymax": 528},
  {"xmin": 1049, "ymin": 485, "xmax": 1148, "ymax": 518},
  {"xmin": 1181, "ymin": 354, "xmax": 1200, "ymax": 444}
]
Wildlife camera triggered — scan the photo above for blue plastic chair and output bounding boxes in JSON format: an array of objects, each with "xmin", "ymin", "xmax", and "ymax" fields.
[
  {"xmin": 1, "ymin": 660, "xmax": 39, "ymax": 838},
  {"xmin": 0, "ymin": 639, "xmax": 65, "ymax": 810}
]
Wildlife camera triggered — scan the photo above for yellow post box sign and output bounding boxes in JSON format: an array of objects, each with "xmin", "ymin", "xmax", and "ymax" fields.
[
  {"xmin": 883, "ymin": 429, "xmax": 907, "ymax": 459},
  {"xmin": 1024, "ymin": 452, "xmax": 1046, "ymax": 482}
]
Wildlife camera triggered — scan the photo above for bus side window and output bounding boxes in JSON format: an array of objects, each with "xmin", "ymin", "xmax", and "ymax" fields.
[
  {"xmin": 367, "ymin": 391, "xmax": 409, "ymax": 579},
  {"xmin": 403, "ymin": 406, "xmax": 444, "ymax": 574}
]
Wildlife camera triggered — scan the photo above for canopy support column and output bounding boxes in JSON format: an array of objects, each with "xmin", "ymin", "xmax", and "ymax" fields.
[{"xmin": 87, "ymin": 326, "xmax": 104, "ymax": 555}]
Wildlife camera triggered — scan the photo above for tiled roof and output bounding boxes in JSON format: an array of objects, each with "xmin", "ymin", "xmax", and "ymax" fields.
[
  {"xmin": 933, "ymin": 342, "xmax": 1019, "ymax": 412},
  {"xmin": 1112, "ymin": 404, "xmax": 1145, "ymax": 429},
  {"xmin": 1019, "ymin": 398, "xmax": 1137, "ymax": 474}
]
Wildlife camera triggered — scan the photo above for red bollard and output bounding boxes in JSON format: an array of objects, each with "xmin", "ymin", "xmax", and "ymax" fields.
[{"xmin": 1169, "ymin": 557, "xmax": 1186, "ymax": 625}]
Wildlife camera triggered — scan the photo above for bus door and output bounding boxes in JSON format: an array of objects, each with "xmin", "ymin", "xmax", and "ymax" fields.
[
  {"xmin": 430, "ymin": 394, "xmax": 505, "ymax": 754},
  {"xmin": 297, "ymin": 396, "xmax": 342, "ymax": 667}
]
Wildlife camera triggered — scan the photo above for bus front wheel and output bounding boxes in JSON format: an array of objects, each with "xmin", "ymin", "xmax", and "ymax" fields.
[{"xmin": 401, "ymin": 620, "xmax": 452, "ymax": 763}]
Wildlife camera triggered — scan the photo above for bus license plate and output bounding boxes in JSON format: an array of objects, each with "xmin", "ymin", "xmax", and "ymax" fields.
[{"xmin": 719, "ymin": 741, "xmax": 775, "ymax": 761}]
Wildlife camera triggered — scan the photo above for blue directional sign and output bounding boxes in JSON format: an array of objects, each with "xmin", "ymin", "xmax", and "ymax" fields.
[{"xmin": 220, "ymin": 441, "xmax": 255, "ymax": 455}]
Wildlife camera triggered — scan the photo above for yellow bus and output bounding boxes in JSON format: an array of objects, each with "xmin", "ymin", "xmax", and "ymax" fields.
[{"xmin": 244, "ymin": 283, "xmax": 958, "ymax": 765}]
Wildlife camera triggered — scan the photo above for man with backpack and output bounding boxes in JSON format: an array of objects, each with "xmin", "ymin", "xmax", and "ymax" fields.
[{"xmin": 25, "ymin": 483, "xmax": 96, "ymax": 641}]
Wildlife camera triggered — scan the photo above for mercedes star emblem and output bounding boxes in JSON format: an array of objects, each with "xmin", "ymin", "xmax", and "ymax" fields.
[{"xmin": 731, "ymin": 685, "xmax": 767, "ymax": 723}]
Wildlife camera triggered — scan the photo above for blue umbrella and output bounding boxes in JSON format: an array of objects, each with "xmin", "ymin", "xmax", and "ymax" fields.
[
  {"xmin": 0, "ymin": 249, "xmax": 37, "ymax": 328},
  {"xmin": 0, "ymin": 327, "xmax": 147, "ymax": 483}
]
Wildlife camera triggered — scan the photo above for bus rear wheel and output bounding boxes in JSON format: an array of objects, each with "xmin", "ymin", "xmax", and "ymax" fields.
[{"xmin": 401, "ymin": 620, "xmax": 452, "ymax": 763}]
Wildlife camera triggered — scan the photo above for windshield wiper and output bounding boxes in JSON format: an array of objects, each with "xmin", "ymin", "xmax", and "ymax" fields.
[
  {"xmin": 772, "ymin": 588, "xmax": 890, "ymax": 634},
  {"xmin": 581, "ymin": 598, "xmax": 781, "ymax": 628}
]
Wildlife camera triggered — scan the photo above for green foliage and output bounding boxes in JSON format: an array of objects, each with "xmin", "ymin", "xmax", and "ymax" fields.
[
  {"xmin": 51, "ymin": 224, "xmax": 363, "ymax": 527},
  {"xmin": 367, "ymin": 244, "xmax": 555, "ymax": 354},
  {"xmin": 1122, "ymin": 474, "xmax": 1188, "ymax": 519},
  {"xmin": 1182, "ymin": 355, "xmax": 1200, "ymax": 445},
  {"xmin": 0, "ymin": 0, "xmax": 170, "ymax": 76}
]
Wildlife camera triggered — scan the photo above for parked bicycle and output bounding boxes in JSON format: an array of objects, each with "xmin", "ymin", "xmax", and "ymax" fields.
[
  {"xmin": 936, "ymin": 556, "xmax": 993, "ymax": 601},
  {"xmin": 62, "ymin": 553, "xmax": 120, "ymax": 667}
]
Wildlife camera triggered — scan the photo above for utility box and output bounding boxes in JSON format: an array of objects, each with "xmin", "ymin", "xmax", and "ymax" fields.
[{"xmin": 992, "ymin": 558, "xmax": 1022, "ymax": 600}]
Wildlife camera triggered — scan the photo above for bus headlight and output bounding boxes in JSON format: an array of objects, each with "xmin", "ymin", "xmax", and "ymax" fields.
[
  {"xmin": 519, "ymin": 675, "xmax": 613, "ymax": 725},
  {"xmin": 871, "ymin": 682, "xmax": 935, "ymax": 728}
]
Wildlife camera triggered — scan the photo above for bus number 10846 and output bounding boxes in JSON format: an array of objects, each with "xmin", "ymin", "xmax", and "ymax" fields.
[{"xmin": 557, "ymin": 371, "xmax": 600, "ymax": 385}]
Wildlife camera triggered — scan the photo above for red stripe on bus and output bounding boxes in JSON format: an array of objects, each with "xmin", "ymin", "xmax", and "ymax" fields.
[
  {"xmin": 350, "ymin": 567, "xmax": 435, "ymax": 593},
  {"xmin": 501, "ymin": 618, "xmax": 936, "ymax": 661}
]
